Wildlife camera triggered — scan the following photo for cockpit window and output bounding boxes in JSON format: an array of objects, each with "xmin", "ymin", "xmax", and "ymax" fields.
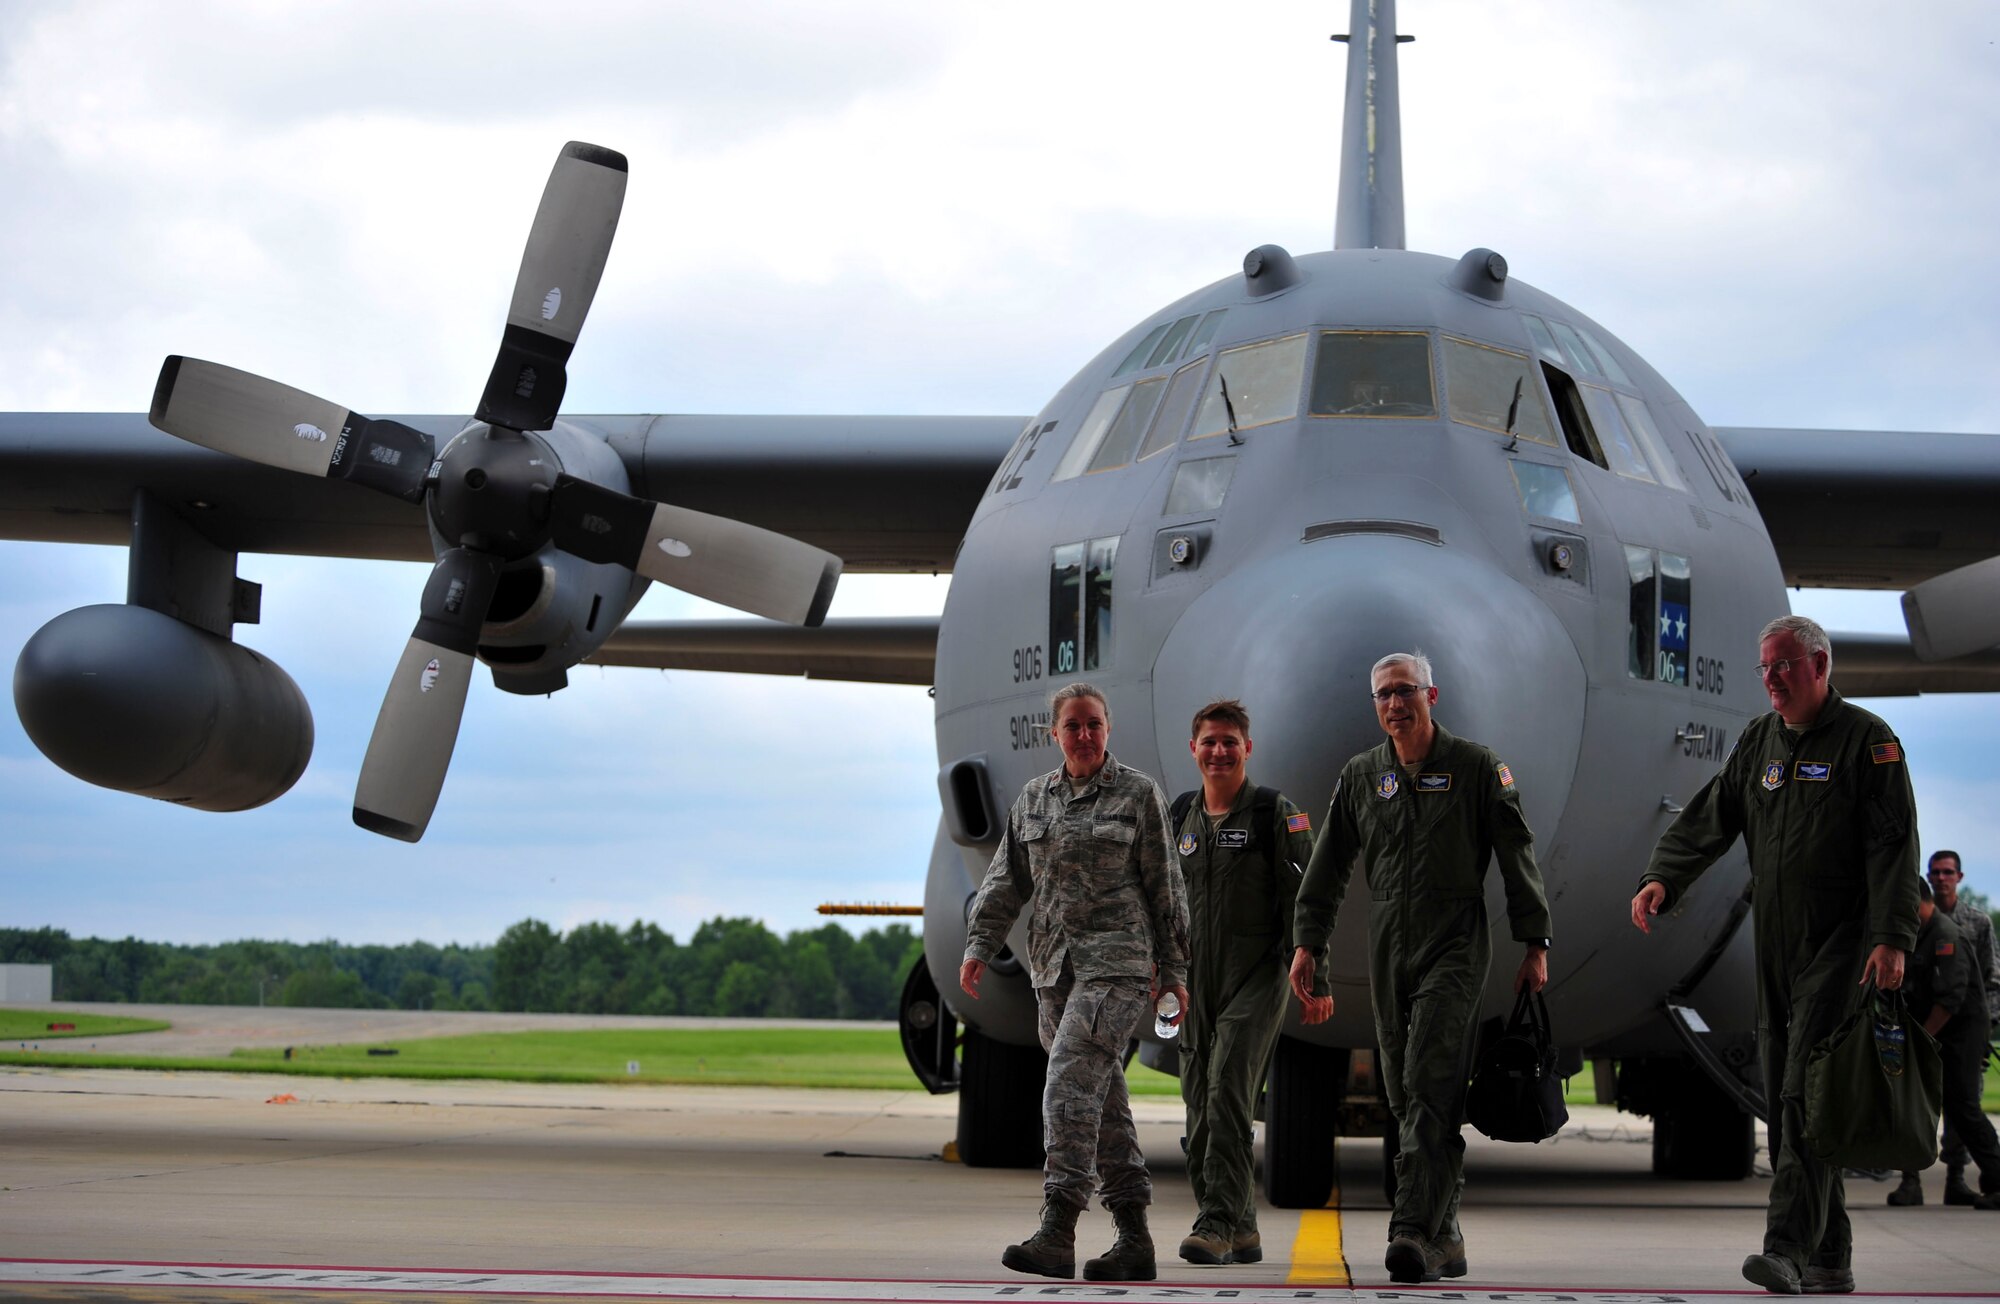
[
  {"xmin": 1615, "ymin": 393, "xmax": 1688, "ymax": 492},
  {"xmin": 1510, "ymin": 461, "xmax": 1582, "ymax": 524},
  {"xmin": 1190, "ymin": 333, "xmax": 1308, "ymax": 439},
  {"xmin": 1579, "ymin": 384, "xmax": 1656, "ymax": 482},
  {"xmin": 1146, "ymin": 316, "xmax": 1200, "ymax": 370},
  {"xmin": 1184, "ymin": 309, "xmax": 1228, "ymax": 356},
  {"xmin": 1443, "ymin": 337, "xmax": 1555, "ymax": 444},
  {"xmin": 1111, "ymin": 324, "xmax": 1172, "ymax": 378},
  {"xmin": 1308, "ymin": 331, "xmax": 1436, "ymax": 418},
  {"xmin": 1166, "ymin": 456, "xmax": 1237, "ymax": 515},
  {"xmin": 1522, "ymin": 314, "xmax": 1565, "ymax": 365},
  {"xmin": 1525, "ymin": 312, "xmax": 1634, "ymax": 387},
  {"xmin": 1050, "ymin": 386, "xmax": 1131, "ymax": 481},
  {"xmin": 1086, "ymin": 377, "xmax": 1167, "ymax": 474},
  {"xmin": 1137, "ymin": 358, "xmax": 1208, "ymax": 460}
]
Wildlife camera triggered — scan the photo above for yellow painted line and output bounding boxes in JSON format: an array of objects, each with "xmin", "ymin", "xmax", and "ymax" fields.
[{"xmin": 1285, "ymin": 1138, "xmax": 1350, "ymax": 1285}]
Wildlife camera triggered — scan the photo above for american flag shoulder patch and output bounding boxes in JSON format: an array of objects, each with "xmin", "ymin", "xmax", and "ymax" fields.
[
  {"xmin": 1286, "ymin": 811, "xmax": 1312, "ymax": 833},
  {"xmin": 1496, "ymin": 762, "xmax": 1515, "ymax": 788},
  {"xmin": 1871, "ymin": 741, "xmax": 1902, "ymax": 764},
  {"xmin": 1938, "ymin": 941, "xmax": 1956, "ymax": 956}
]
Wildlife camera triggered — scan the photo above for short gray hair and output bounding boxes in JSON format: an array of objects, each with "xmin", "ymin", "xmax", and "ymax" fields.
[
  {"xmin": 1370, "ymin": 651, "xmax": 1434, "ymax": 687},
  {"xmin": 1758, "ymin": 614, "xmax": 1831, "ymax": 668},
  {"xmin": 1050, "ymin": 681, "xmax": 1110, "ymax": 727}
]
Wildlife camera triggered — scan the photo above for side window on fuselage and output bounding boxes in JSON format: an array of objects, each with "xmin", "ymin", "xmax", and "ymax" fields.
[
  {"xmin": 1625, "ymin": 545, "xmax": 1691, "ymax": 687},
  {"xmin": 1050, "ymin": 536, "xmax": 1120, "ymax": 676}
]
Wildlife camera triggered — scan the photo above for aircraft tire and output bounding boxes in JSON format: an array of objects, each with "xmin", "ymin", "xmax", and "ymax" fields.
[
  {"xmin": 1262, "ymin": 1035, "xmax": 1339, "ymax": 1208},
  {"xmin": 955, "ymin": 1026, "xmax": 1046, "ymax": 1168},
  {"xmin": 1650, "ymin": 1075, "xmax": 1755, "ymax": 1180}
]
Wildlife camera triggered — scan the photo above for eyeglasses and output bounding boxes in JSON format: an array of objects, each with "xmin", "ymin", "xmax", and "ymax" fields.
[
  {"xmin": 1754, "ymin": 658, "xmax": 1799, "ymax": 679},
  {"xmin": 1370, "ymin": 684, "xmax": 1428, "ymax": 702}
]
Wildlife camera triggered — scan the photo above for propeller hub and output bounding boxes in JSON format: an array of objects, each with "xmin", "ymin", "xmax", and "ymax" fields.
[{"xmin": 429, "ymin": 424, "xmax": 560, "ymax": 556}]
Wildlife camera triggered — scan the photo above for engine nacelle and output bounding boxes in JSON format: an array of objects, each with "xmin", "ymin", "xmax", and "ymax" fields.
[{"xmin": 13, "ymin": 604, "xmax": 313, "ymax": 811}]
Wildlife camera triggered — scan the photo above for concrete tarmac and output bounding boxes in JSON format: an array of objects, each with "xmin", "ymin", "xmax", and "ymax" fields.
[{"xmin": 2, "ymin": 1007, "xmax": 1997, "ymax": 1301}]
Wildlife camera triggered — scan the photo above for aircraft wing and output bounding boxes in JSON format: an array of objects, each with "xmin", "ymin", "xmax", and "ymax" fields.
[
  {"xmin": 1713, "ymin": 427, "xmax": 2000, "ymax": 589},
  {"xmin": 0, "ymin": 412, "xmax": 1024, "ymax": 573},
  {"xmin": 1827, "ymin": 631, "xmax": 2000, "ymax": 697},
  {"xmin": 589, "ymin": 616, "xmax": 939, "ymax": 685}
]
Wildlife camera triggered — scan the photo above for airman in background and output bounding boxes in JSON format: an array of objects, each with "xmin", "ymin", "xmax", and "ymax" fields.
[
  {"xmin": 1923, "ymin": 850, "xmax": 2000, "ymax": 1203},
  {"xmin": 1885, "ymin": 876, "xmax": 2000, "ymax": 1210}
]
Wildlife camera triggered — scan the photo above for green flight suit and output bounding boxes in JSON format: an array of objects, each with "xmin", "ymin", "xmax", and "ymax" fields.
[
  {"xmin": 1172, "ymin": 780, "xmax": 1313, "ymax": 1242},
  {"xmin": 1294, "ymin": 724, "xmax": 1552, "ymax": 1244},
  {"xmin": 1905, "ymin": 910, "xmax": 2000, "ymax": 1189},
  {"xmin": 1641, "ymin": 690, "xmax": 1918, "ymax": 1274}
]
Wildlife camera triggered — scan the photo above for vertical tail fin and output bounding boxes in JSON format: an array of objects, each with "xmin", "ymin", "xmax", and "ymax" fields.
[{"xmin": 1332, "ymin": 0, "xmax": 1411, "ymax": 251}]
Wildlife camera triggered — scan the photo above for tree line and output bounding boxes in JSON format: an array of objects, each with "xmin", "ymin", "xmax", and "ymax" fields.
[{"xmin": 0, "ymin": 917, "xmax": 923, "ymax": 1020}]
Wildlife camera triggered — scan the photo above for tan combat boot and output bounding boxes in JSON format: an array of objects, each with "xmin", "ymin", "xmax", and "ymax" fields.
[
  {"xmin": 1002, "ymin": 1199, "xmax": 1080, "ymax": 1278},
  {"xmin": 1178, "ymin": 1220, "xmax": 1232, "ymax": 1266},
  {"xmin": 1084, "ymin": 1202, "xmax": 1156, "ymax": 1282}
]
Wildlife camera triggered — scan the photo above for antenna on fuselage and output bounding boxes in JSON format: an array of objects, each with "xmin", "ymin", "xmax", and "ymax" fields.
[{"xmin": 1331, "ymin": 0, "xmax": 1412, "ymax": 251}]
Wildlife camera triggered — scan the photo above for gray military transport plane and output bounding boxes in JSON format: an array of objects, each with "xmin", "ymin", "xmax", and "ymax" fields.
[{"xmin": 7, "ymin": 0, "xmax": 2000, "ymax": 1206}]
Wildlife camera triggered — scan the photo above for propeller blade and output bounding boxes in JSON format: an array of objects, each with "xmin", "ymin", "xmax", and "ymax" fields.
[
  {"xmin": 1902, "ymin": 554, "xmax": 2000, "ymax": 662},
  {"xmin": 352, "ymin": 548, "xmax": 502, "ymax": 842},
  {"xmin": 150, "ymin": 356, "xmax": 434, "ymax": 501},
  {"xmin": 546, "ymin": 475, "xmax": 841, "ymax": 627},
  {"xmin": 476, "ymin": 142, "xmax": 628, "ymax": 432}
]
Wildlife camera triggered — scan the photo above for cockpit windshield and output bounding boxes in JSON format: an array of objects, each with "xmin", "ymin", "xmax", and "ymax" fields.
[{"xmin": 1308, "ymin": 332, "xmax": 1436, "ymax": 418}]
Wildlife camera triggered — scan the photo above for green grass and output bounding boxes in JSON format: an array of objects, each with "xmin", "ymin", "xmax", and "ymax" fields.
[
  {"xmin": 0, "ymin": 1009, "xmax": 169, "ymax": 1040},
  {"xmin": 0, "ymin": 1020, "xmax": 1186, "ymax": 1094}
]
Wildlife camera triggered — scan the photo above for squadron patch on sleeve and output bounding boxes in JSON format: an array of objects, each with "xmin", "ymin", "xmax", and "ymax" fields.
[
  {"xmin": 1287, "ymin": 811, "xmax": 1312, "ymax": 833},
  {"xmin": 1761, "ymin": 761, "xmax": 1786, "ymax": 791},
  {"xmin": 1495, "ymin": 763, "xmax": 1514, "ymax": 788},
  {"xmin": 1417, "ymin": 773, "xmax": 1452, "ymax": 792},
  {"xmin": 1872, "ymin": 741, "xmax": 1903, "ymax": 764},
  {"xmin": 1178, "ymin": 832, "xmax": 1198, "ymax": 856},
  {"xmin": 1794, "ymin": 761, "xmax": 1831, "ymax": 782},
  {"xmin": 1376, "ymin": 772, "xmax": 1400, "ymax": 799}
]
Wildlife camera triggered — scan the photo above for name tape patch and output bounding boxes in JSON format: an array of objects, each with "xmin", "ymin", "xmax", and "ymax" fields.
[
  {"xmin": 1417, "ymin": 773, "xmax": 1452, "ymax": 793},
  {"xmin": 1794, "ymin": 761, "xmax": 1831, "ymax": 782}
]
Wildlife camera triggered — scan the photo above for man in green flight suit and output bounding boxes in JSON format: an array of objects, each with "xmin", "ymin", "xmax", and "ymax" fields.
[
  {"xmin": 1289, "ymin": 652, "xmax": 1552, "ymax": 1285},
  {"xmin": 1632, "ymin": 614, "xmax": 1918, "ymax": 1296},
  {"xmin": 1169, "ymin": 699, "xmax": 1314, "ymax": 1267},
  {"xmin": 1884, "ymin": 877, "xmax": 2000, "ymax": 1210}
]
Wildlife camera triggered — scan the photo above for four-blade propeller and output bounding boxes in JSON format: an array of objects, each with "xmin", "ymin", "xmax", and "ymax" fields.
[{"xmin": 147, "ymin": 142, "xmax": 843, "ymax": 843}]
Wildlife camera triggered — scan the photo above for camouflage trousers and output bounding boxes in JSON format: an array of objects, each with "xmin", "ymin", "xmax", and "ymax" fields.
[{"xmin": 1036, "ymin": 966, "xmax": 1152, "ymax": 1211}]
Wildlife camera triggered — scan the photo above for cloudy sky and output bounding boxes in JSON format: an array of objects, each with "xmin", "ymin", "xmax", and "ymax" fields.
[{"xmin": 3, "ymin": 1, "xmax": 1998, "ymax": 949}]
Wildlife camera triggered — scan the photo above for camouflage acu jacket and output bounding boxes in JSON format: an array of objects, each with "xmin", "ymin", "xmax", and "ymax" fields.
[{"xmin": 965, "ymin": 754, "xmax": 1190, "ymax": 992}]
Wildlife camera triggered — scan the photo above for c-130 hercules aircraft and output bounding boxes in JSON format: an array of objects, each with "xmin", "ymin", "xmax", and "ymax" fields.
[{"xmin": 7, "ymin": 0, "xmax": 2000, "ymax": 1203}]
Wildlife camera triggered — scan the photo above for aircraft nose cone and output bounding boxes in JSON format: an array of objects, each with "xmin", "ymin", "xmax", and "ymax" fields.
[{"xmin": 1151, "ymin": 535, "xmax": 1587, "ymax": 969}]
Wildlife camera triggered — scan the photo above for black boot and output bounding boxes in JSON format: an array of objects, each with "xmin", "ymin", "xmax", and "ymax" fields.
[
  {"xmin": 1084, "ymin": 1203, "xmax": 1157, "ymax": 1282},
  {"xmin": 1003, "ymin": 1199, "xmax": 1080, "ymax": 1278},
  {"xmin": 1945, "ymin": 1164, "xmax": 1978, "ymax": 1207},
  {"xmin": 1886, "ymin": 1172, "xmax": 1924, "ymax": 1206}
]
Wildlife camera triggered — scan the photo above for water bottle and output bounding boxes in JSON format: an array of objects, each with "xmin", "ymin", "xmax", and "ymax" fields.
[{"xmin": 1154, "ymin": 992, "xmax": 1182, "ymax": 1040}]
